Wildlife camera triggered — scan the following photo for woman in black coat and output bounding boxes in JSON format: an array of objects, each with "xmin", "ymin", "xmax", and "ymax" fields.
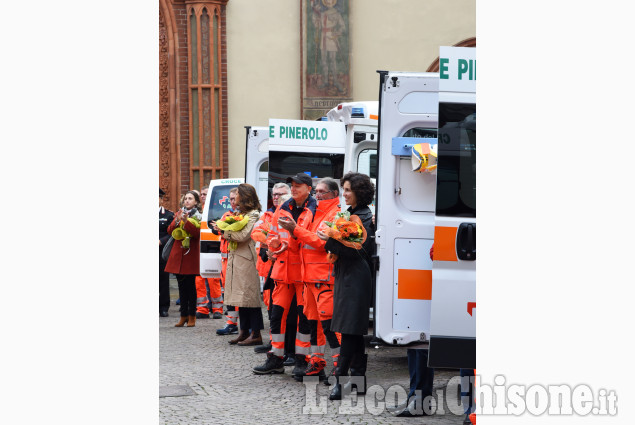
[{"xmin": 317, "ymin": 172, "xmax": 376, "ymax": 401}]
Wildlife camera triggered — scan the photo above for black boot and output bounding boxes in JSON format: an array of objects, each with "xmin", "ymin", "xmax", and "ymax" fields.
[
  {"xmin": 292, "ymin": 355, "xmax": 308, "ymax": 380},
  {"xmin": 344, "ymin": 353, "xmax": 368, "ymax": 395},
  {"xmin": 329, "ymin": 355, "xmax": 352, "ymax": 400}
]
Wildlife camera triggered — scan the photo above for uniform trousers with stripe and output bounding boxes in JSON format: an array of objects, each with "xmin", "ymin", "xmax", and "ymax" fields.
[
  {"xmin": 220, "ymin": 257, "xmax": 239, "ymax": 326},
  {"xmin": 207, "ymin": 277, "xmax": 223, "ymax": 313},
  {"xmin": 269, "ymin": 281, "xmax": 310, "ymax": 358},
  {"xmin": 195, "ymin": 276, "xmax": 210, "ymax": 315},
  {"xmin": 304, "ymin": 282, "xmax": 341, "ymax": 361}
]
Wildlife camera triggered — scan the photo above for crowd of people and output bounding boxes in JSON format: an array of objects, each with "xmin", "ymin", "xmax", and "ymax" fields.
[{"xmin": 159, "ymin": 172, "xmax": 445, "ymax": 417}]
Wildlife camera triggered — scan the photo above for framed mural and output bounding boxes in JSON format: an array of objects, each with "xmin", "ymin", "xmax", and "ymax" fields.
[{"xmin": 301, "ymin": 0, "xmax": 352, "ymax": 120}]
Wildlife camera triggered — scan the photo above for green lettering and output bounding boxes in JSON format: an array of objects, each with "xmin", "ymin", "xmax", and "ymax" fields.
[
  {"xmin": 440, "ymin": 58, "xmax": 449, "ymax": 79},
  {"xmin": 302, "ymin": 127, "xmax": 308, "ymax": 139},
  {"xmin": 269, "ymin": 125, "xmax": 274, "ymax": 137},
  {"xmin": 280, "ymin": 126, "xmax": 286, "ymax": 138},
  {"xmin": 458, "ymin": 59, "xmax": 468, "ymax": 80},
  {"xmin": 309, "ymin": 128, "xmax": 316, "ymax": 139},
  {"xmin": 321, "ymin": 128, "xmax": 327, "ymax": 140},
  {"xmin": 296, "ymin": 127, "xmax": 301, "ymax": 138},
  {"xmin": 288, "ymin": 126, "xmax": 295, "ymax": 138}
]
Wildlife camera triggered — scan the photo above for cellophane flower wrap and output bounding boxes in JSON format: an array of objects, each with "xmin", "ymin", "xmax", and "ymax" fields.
[
  {"xmin": 322, "ymin": 211, "xmax": 367, "ymax": 262},
  {"xmin": 217, "ymin": 213, "xmax": 250, "ymax": 251},
  {"xmin": 172, "ymin": 212, "xmax": 201, "ymax": 249}
]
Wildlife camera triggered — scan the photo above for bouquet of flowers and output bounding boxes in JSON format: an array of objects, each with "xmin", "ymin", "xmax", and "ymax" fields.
[
  {"xmin": 216, "ymin": 212, "xmax": 250, "ymax": 250},
  {"xmin": 322, "ymin": 211, "xmax": 367, "ymax": 262},
  {"xmin": 172, "ymin": 213, "xmax": 201, "ymax": 250}
]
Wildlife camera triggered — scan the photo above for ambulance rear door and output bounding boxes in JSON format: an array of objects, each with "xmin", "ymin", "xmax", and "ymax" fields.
[
  {"xmin": 199, "ymin": 178, "xmax": 244, "ymax": 278},
  {"xmin": 428, "ymin": 46, "xmax": 476, "ymax": 369},
  {"xmin": 267, "ymin": 118, "xmax": 346, "ymax": 190},
  {"xmin": 244, "ymin": 126, "xmax": 270, "ymax": 209},
  {"xmin": 374, "ymin": 71, "xmax": 439, "ymax": 345}
]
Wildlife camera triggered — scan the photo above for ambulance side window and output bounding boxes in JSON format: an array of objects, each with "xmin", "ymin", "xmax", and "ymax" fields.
[
  {"xmin": 209, "ymin": 185, "xmax": 236, "ymax": 221},
  {"xmin": 357, "ymin": 149, "xmax": 377, "ymax": 179},
  {"xmin": 435, "ymin": 102, "xmax": 476, "ymax": 217}
]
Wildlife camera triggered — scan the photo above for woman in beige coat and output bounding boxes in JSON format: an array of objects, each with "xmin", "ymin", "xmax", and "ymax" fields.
[{"xmin": 220, "ymin": 183, "xmax": 264, "ymax": 346}]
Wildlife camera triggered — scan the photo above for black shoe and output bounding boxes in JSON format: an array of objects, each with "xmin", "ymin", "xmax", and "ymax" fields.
[
  {"xmin": 216, "ymin": 324, "xmax": 238, "ymax": 335},
  {"xmin": 253, "ymin": 353, "xmax": 285, "ymax": 374},
  {"xmin": 195, "ymin": 312, "xmax": 210, "ymax": 319},
  {"xmin": 389, "ymin": 398, "xmax": 429, "ymax": 417},
  {"xmin": 291, "ymin": 355, "xmax": 308, "ymax": 377},
  {"xmin": 159, "ymin": 310, "xmax": 169, "ymax": 317},
  {"xmin": 283, "ymin": 355, "xmax": 296, "ymax": 367},
  {"xmin": 254, "ymin": 343, "xmax": 272, "ymax": 354},
  {"xmin": 212, "ymin": 312, "xmax": 223, "ymax": 319}
]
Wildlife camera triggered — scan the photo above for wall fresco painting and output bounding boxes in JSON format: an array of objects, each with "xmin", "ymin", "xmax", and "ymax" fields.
[{"xmin": 303, "ymin": 0, "xmax": 352, "ymax": 120}]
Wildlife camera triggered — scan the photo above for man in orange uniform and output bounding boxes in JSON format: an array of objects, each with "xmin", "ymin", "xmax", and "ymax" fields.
[
  {"xmin": 253, "ymin": 174, "xmax": 317, "ymax": 375},
  {"xmin": 279, "ymin": 177, "xmax": 342, "ymax": 382},
  {"xmin": 251, "ymin": 183, "xmax": 291, "ymax": 354},
  {"xmin": 215, "ymin": 188, "xmax": 240, "ymax": 335}
]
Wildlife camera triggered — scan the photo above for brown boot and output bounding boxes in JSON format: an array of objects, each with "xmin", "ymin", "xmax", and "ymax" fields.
[
  {"xmin": 229, "ymin": 330, "xmax": 249, "ymax": 345},
  {"xmin": 174, "ymin": 316, "xmax": 188, "ymax": 327},
  {"xmin": 187, "ymin": 315, "xmax": 196, "ymax": 327},
  {"xmin": 238, "ymin": 331, "xmax": 263, "ymax": 346}
]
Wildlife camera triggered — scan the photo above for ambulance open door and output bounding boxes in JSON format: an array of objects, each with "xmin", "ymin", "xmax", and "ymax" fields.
[
  {"xmin": 244, "ymin": 126, "xmax": 270, "ymax": 209},
  {"xmin": 374, "ymin": 71, "xmax": 439, "ymax": 345}
]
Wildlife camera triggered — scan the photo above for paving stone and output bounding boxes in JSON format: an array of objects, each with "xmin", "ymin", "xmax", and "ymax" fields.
[{"xmin": 160, "ymin": 282, "xmax": 467, "ymax": 424}]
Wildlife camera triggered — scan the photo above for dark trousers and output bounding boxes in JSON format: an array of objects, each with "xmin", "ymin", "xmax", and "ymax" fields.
[
  {"xmin": 340, "ymin": 334, "xmax": 365, "ymax": 359},
  {"xmin": 176, "ymin": 274, "xmax": 197, "ymax": 317},
  {"xmin": 407, "ymin": 348, "xmax": 434, "ymax": 400},
  {"xmin": 284, "ymin": 295, "xmax": 298, "ymax": 356},
  {"xmin": 238, "ymin": 307, "xmax": 264, "ymax": 331},
  {"xmin": 159, "ymin": 250, "xmax": 171, "ymax": 311}
]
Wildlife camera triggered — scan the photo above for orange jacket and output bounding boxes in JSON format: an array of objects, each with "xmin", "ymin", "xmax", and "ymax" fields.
[
  {"xmin": 251, "ymin": 209, "xmax": 274, "ymax": 278},
  {"xmin": 266, "ymin": 196, "xmax": 317, "ymax": 283},
  {"xmin": 293, "ymin": 197, "xmax": 340, "ymax": 284}
]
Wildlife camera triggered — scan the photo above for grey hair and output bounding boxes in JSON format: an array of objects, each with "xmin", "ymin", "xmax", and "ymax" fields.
[
  {"xmin": 318, "ymin": 177, "xmax": 340, "ymax": 196},
  {"xmin": 272, "ymin": 182, "xmax": 290, "ymax": 193}
]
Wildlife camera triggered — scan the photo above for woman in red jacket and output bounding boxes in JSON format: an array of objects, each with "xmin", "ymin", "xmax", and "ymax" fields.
[{"xmin": 165, "ymin": 190, "xmax": 202, "ymax": 327}]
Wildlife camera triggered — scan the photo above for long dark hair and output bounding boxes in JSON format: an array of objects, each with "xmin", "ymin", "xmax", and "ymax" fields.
[{"xmin": 236, "ymin": 183, "xmax": 262, "ymax": 213}]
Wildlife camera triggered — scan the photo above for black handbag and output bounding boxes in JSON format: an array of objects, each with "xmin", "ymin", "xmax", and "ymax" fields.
[{"xmin": 161, "ymin": 237, "xmax": 174, "ymax": 262}]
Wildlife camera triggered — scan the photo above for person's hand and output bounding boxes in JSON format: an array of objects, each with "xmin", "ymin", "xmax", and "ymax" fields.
[
  {"xmin": 175, "ymin": 210, "xmax": 183, "ymax": 221},
  {"xmin": 159, "ymin": 239, "xmax": 162, "ymax": 246},
  {"xmin": 266, "ymin": 249, "xmax": 275, "ymax": 259},
  {"xmin": 317, "ymin": 229, "xmax": 329, "ymax": 241},
  {"xmin": 211, "ymin": 220, "xmax": 219, "ymax": 232},
  {"xmin": 278, "ymin": 216, "xmax": 296, "ymax": 233}
]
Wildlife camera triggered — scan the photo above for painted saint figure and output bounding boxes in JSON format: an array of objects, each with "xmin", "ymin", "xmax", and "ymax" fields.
[{"xmin": 311, "ymin": 0, "xmax": 346, "ymax": 93}]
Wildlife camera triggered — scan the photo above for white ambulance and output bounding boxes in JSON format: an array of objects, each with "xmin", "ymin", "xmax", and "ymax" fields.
[
  {"xmin": 199, "ymin": 178, "xmax": 244, "ymax": 278},
  {"xmin": 245, "ymin": 106, "xmax": 378, "ymax": 209},
  {"xmin": 428, "ymin": 47, "xmax": 476, "ymax": 369}
]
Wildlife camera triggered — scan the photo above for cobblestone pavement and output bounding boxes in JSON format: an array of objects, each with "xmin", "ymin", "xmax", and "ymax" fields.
[{"xmin": 160, "ymin": 280, "xmax": 467, "ymax": 424}]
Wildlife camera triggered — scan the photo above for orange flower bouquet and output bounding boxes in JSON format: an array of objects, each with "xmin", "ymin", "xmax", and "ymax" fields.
[{"xmin": 322, "ymin": 211, "xmax": 367, "ymax": 262}]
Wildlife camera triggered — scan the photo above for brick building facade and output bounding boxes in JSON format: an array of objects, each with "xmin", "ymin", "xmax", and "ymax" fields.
[{"xmin": 160, "ymin": 0, "xmax": 229, "ymax": 212}]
